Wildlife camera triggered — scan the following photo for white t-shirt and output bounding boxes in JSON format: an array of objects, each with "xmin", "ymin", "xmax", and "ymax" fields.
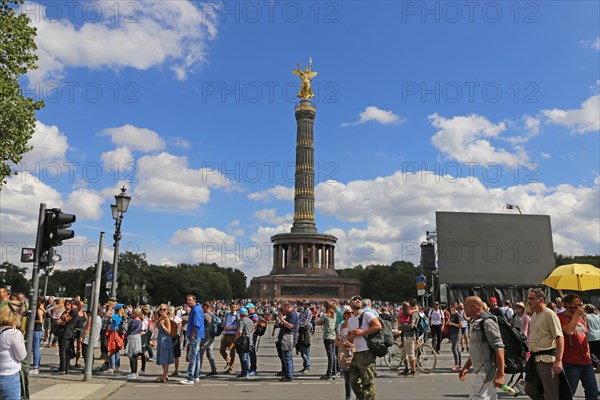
[
  {"xmin": 429, "ymin": 309, "xmax": 443, "ymax": 325},
  {"xmin": 81, "ymin": 316, "xmax": 102, "ymax": 347},
  {"xmin": 0, "ymin": 327, "xmax": 27, "ymax": 376},
  {"xmin": 347, "ymin": 311, "xmax": 377, "ymax": 353}
]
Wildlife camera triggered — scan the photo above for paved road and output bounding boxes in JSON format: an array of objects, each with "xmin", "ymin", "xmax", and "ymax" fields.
[{"xmin": 29, "ymin": 334, "xmax": 597, "ymax": 400}]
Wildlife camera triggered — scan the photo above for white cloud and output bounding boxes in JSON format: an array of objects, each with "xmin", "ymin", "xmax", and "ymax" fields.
[
  {"xmin": 65, "ymin": 189, "xmax": 105, "ymax": 221},
  {"xmin": 253, "ymin": 209, "xmax": 293, "ymax": 225},
  {"xmin": 429, "ymin": 113, "xmax": 528, "ymax": 166},
  {"xmin": 540, "ymin": 152, "xmax": 551, "ymax": 159},
  {"xmin": 28, "ymin": 1, "xmax": 218, "ymax": 83},
  {"xmin": 22, "ymin": 121, "xmax": 69, "ymax": 165},
  {"xmin": 101, "ymin": 125, "xmax": 166, "ymax": 152},
  {"xmin": 524, "ymin": 116, "xmax": 541, "ymax": 135},
  {"xmin": 171, "ymin": 227, "xmax": 235, "ymax": 247},
  {"xmin": 341, "ymin": 106, "xmax": 403, "ymax": 127},
  {"xmin": 248, "ymin": 185, "xmax": 294, "ymax": 202},
  {"xmin": 311, "ymin": 171, "xmax": 600, "ymax": 268},
  {"xmin": 541, "ymin": 94, "xmax": 600, "ymax": 134},
  {"xmin": 134, "ymin": 152, "xmax": 235, "ymax": 209},
  {"xmin": 579, "ymin": 37, "xmax": 600, "ymax": 51},
  {"xmin": 0, "ymin": 173, "xmax": 63, "ymax": 235},
  {"xmin": 171, "ymin": 227, "xmax": 243, "ymax": 266},
  {"xmin": 100, "ymin": 147, "xmax": 134, "ymax": 170}
]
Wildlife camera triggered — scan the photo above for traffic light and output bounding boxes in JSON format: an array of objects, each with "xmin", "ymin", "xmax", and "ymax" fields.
[
  {"xmin": 43, "ymin": 208, "xmax": 76, "ymax": 248},
  {"xmin": 420, "ymin": 242, "xmax": 436, "ymax": 272}
]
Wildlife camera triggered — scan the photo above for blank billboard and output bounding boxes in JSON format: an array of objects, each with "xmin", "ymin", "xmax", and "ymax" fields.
[{"xmin": 436, "ymin": 212, "xmax": 555, "ymax": 285}]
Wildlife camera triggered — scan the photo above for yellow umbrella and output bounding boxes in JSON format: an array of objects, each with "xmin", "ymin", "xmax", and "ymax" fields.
[{"xmin": 542, "ymin": 264, "xmax": 600, "ymax": 295}]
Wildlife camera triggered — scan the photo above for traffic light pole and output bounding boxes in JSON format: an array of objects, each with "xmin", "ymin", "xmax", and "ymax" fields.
[
  {"xmin": 84, "ymin": 232, "xmax": 105, "ymax": 382},
  {"xmin": 25, "ymin": 203, "xmax": 46, "ymax": 368}
]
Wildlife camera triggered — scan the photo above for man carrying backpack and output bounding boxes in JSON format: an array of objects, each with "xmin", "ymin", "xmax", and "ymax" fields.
[
  {"xmin": 347, "ymin": 295, "xmax": 382, "ymax": 400},
  {"xmin": 245, "ymin": 303, "xmax": 260, "ymax": 376},
  {"xmin": 199, "ymin": 301, "xmax": 218, "ymax": 377},
  {"xmin": 459, "ymin": 296, "xmax": 505, "ymax": 400},
  {"xmin": 179, "ymin": 295, "xmax": 204, "ymax": 385}
]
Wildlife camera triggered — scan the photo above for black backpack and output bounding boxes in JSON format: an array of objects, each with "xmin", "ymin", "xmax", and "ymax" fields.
[
  {"xmin": 479, "ymin": 315, "xmax": 528, "ymax": 376},
  {"xmin": 358, "ymin": 312, "xmax": 394, "ymax": 357}
]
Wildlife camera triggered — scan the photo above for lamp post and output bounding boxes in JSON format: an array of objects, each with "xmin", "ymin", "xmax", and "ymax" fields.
[
  {"xmin": 109, "ymin": 186, "xmax": 131, "ymax": 301},
  {"xmin": 505, "ymin": 204, "xmax": 523, "ymax": 214}
]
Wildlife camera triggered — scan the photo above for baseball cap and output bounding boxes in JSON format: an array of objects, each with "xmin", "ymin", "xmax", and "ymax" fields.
[
  {"xmin": 489, "ymin": 297, "xmax": 497, "ymax": 303},
  {"xmin": 350, "ymin": 295, "xmax": 362, "ymax": 302},
  {"xmin": 114, "ymin": 303, "xmax": 124, "ymax": 311},
  {"xmin": 245, "ymin": 303, "xmax": 255, "ymax": 309},
  {"xmin": 239, "ymin": 307, "xmax": 248, "ymax": 315}
]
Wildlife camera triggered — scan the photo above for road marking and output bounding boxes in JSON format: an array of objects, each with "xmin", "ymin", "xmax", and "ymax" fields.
[{"xmin": 31, "ymin": 384, "xmax": 105, "ymax": 400}]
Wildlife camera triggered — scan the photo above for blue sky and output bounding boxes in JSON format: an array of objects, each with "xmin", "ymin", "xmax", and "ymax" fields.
[{"xmin": 1, "ymin": 1, "xmax": 599, "ymax": 281}]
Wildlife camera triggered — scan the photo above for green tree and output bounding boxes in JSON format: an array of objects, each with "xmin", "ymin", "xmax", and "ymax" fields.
[
  {"xmin": 0, "ymin": 262, "xmax": 29, "ymax": 293},
  {"xmin": 0, "ymin": 0, "xmax": 45, "ymax": 183}
]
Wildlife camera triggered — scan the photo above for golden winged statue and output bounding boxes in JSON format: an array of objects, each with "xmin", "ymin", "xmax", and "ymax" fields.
[{"xmin": 292, "ymin": 57, "xmax": 318, "ymax": 99}]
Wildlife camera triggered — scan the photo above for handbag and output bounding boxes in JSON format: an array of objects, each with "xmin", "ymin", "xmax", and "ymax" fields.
[
  {"xmin": 337, "ymin": 345, "xmax": 353, "ymax": 371},
  {"xmin": 280, "ymin": 333, "xmax": 294, "ymax": 352}
]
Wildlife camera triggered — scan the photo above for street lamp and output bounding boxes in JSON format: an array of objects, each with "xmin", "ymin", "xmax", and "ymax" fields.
[
  {"xmin": 505, "ymin": 204, "xmax": 523, "ymax": 214},
  {"xmin": 109, "ymin": 186, "xmax": 131, "ymax": 301}
]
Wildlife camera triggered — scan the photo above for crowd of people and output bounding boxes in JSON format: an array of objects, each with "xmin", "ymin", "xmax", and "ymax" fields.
[{"xmin": 0, "ymin": 284, "xmax": 599, "ymax": 400}]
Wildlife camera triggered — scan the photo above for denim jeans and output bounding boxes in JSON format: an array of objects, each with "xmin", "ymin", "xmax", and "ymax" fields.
[
  {"xmin": 249, "ymin": 334, "xmax": 258, "ymax": 372},
  {"xmin": 324, "ymin": 339, "xmax": 336, "ymax": 376},
  {"xmin": 564, "ymin": 362, "xmax": 598, "ymax": 400},
  {"xmin": 238, "ymin": 352, "xmax": 250, "ymax": 376},
  {"xmin": 299, "ymin": 345, "xmax": 311, "ymax": 370},
  {"xmin": 110, "ymin": 352, "xmax": 120, "ymax": 369},
  {"xmin": 342, "ymin": 370, "xmax": 352, "ymax": 400},
  {"xmin": 0, "ymin": 372, "xmax": 21, "ymax": 400},
  {"xmin": 33, "ymin": 331, "xmax": 43, "ymax": 368},
  {"xmin": 283, "ymin": 350, "xmax": 294, "ymax": 379},
  {"xmin": 200, "ymin": 336, "xmax": 218, "ymax": 374},
  {"xmin": 187, "ymin": 337, "xmax": 201, "ymax": 380}
]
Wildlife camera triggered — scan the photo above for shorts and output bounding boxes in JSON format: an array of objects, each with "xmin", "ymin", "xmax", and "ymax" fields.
[{"xmin": 461, "ymin": 326, "xmax": 468, "ymax": 335}]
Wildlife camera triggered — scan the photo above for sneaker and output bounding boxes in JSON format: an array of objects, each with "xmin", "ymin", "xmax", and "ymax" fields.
[
  {"xmin": 206, "ymin": 372, "xmax": 218, "ymax": 376},
  {"xmin": 451, "ymin": 365, "xmax": 460, "ymax": 371},
  {"xmin": 279, "ymin": 376, "xmax": 293, "ymax": 382},
  {"xmin": 248, "ymin": 371, "xmax": 257, "ymax": 376},
  {"xmin": 138, "ymin": 370, "xmax": 145, "ymax": 376},
  {"xmin": 194, "ymin": 378, "xmax": 200, "ymax": 383},
  {"xmin": 29, "ymin": 368, "xmax": 39, "ymax": 375},
  {"xmin": 179, "ymin": 379, "xmax": 194, "ymax": 385},
  {"xmin": 105, "ymin": 368, "xmax": 115, "ymax": 374},
  {"xmin": 399, "ymin": 369, "xmax": 409, "ymax": 376},
  {"xmin": 126, "ymin": 373, "xmax": 138, "ymax": 380},
  {"xmin": 236, "ymin": 374, "xmax": 249, "ymax": 379},
  {"xmin": 149, "ymin": 357, "xmax": 156, "ymax": 362},
  {"xmin": 301, "ymin": 369, "xmax": 311, "ymax": 374},
  {"xmin": 171, "ymin": 371, "xmax": 180, "ymax": 377}
]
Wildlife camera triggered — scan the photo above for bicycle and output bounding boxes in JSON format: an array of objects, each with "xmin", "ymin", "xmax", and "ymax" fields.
[{"xmin": 383, "ymin": 336, "xmax": 437, "ymax": 374}]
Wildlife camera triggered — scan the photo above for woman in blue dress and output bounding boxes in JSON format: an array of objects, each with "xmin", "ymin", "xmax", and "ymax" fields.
[{"xmin": 155, "ymin": 304, "xmax": 173, "ymax": 382}]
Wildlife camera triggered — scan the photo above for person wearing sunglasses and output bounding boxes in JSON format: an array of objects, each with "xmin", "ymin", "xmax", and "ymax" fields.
[{"xmin": 557, "ymin": 294, "xmax": 598, "ymax": 400}]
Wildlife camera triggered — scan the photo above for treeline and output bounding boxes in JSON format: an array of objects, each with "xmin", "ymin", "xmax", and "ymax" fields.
[
  {"xmin": 0, "ymin": 252, "xmax": 249, "ymax": 305},
  {"xmin": 336, "ymin": 261, "xmax": 419, "ymax": 303}
]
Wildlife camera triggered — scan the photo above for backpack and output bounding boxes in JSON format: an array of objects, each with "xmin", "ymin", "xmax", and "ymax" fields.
[
  {"xmin": 209, "ymin": 313, "xmax": 223, "ymax": 337},
  {"xmin": 416, "ymin": 312, "xmax": 429, "ymax": 337},
  {"xmin": 479, "ymin": 315, "xmax": 528, "ymax": 376},
  {"xmin": 255, "ymin": 316, "xmax": 268, "ymax": 337},
  {"xmin": 118, "ymin": 316, "xmax": 130, "ymax": 336},
  {"xmin": 358, "ymin": 312, "xmax": 394, "ymax": 357}
]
